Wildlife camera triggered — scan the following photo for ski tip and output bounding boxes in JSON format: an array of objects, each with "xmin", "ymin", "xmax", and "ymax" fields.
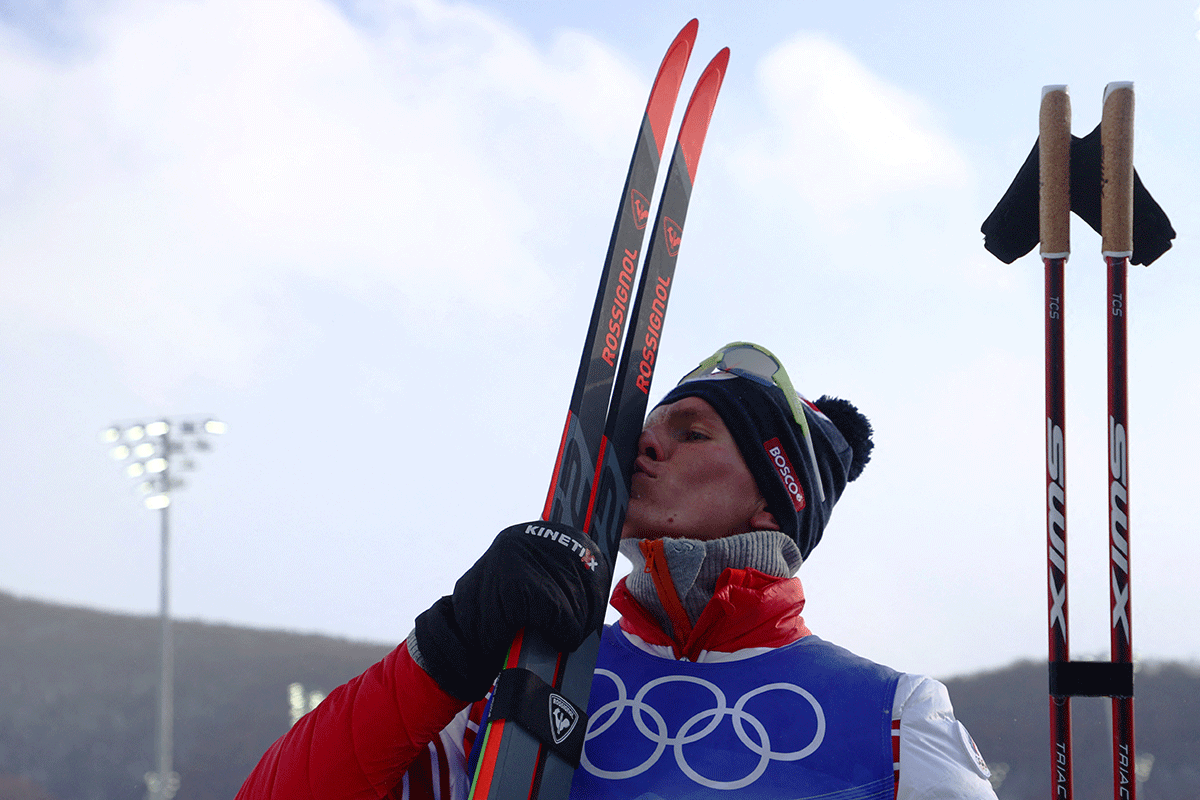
[
  {"xmin": 646, "ymin": 19, "xmax": 700, "ymax": 157},
  {"xmin": 1040, "ymin": 84, "xmax": 1068, "ymax": 100},
  {"xmin": 680, "ymin": 18, "xmax": 699, "ymax": 42},
  {"xmin": 677, "ymin": 47, "xmax": 731, "ymax": 184}
]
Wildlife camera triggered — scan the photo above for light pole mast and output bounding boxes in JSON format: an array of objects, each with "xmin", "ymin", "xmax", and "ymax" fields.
[
  {"xmin": 156, "ymin": 436, "xmax": 174, "ymax": 800},
  {"xmin": 102, "ymin": 417, "xmax": 225, "ymax": 800}
]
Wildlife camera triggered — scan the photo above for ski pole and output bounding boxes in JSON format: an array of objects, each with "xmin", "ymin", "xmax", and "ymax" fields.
[
  {"xmin": 1102, "ymin": 81, "xmax": 1137, "ymax": 800},
  {"xmin": 1040, "ymin": 82, "xmax": 1140, "ymax": 800},
  {"xmin": 1039, "ymin": 84, "xmax": 1073, "ymax": 800},
  {"xmin": 984, "ymin": 79, "xmax": 1173, "ymax": 800}
]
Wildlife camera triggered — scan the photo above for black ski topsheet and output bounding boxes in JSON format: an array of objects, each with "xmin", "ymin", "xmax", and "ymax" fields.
[
  {"xmin": 590, "ymin": 47, "xmax": 730, "ymax": 561},
  {"xmin": 541, "ymin": 18, "xmax": 697, "ymax": 533},
  {"xmin": 468, "ymin": 21, "xmax": 698, "ymax": 800},
  {"xmin": 537, "ymin": 48, "xmax": 729, "ymax": 800},
  {"xmin": 468, "ymin": 34, "xmax": 730, "ymax": 800}
]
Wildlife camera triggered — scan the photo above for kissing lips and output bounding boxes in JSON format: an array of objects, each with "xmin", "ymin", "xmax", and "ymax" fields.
[{"xmin": 629, "ymin": 460, "xmax": 657, "ymax": 501}]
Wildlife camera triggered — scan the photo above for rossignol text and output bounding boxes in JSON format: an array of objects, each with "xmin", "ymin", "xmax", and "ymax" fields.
[
  {"xmin": 601, "ymin": 249, "xmax": 640, "ymax": 367},
  {"xmin": 634, "ymin": 276, "xmax": 672, "ymax": 394}
]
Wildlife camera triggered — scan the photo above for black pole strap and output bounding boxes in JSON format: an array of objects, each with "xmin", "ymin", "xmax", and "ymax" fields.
[
  {"xmin": 487, "ymin": 668, "xmax": 589, "ymax": 768},
  {"xmin": 1049, "ymin": 661, "xmax": 1134, "ymax": 698}
]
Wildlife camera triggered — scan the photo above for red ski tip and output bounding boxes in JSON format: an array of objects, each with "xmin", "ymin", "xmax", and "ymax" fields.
[
  {"xmin": 677, "ymin": 47, "xmax": 730, "ymax": 185},
  {"xmin": 646, "ymin": 19, "xmax": 698, "ymax": 158}
]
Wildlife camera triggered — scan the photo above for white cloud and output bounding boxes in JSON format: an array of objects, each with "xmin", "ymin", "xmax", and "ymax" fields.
[
  {"xmin": 732, "ymin": 31, "xmax": 970, "ymax": 219},
  {"xmin": 0, "ymin": 0, "xmax": 645, "ymax": 397}
]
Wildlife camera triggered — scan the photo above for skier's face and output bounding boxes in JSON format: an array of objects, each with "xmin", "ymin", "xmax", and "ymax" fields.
[{"xmin": 622, "ymin": 396, "xmax": 779, "ymax": 541}]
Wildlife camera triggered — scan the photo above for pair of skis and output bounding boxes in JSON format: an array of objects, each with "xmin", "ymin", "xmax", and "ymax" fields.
[
  {"xmin": 1039, "ymin": 83, "xmax": 1137, "ymax": 800},
  {"xmin": 467, "ymin": 20, "xmax": 729, "ymax": 800}
]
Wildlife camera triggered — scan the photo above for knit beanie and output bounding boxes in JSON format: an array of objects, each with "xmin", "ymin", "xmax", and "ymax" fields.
[{"xmin": 655, "ymin": 342, "xmax": 873, "ymax": 561}]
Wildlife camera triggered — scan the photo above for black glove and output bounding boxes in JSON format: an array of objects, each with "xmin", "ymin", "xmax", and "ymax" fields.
[
  {"xmin": 412, "ymin": 521, "xmax": 612, "ymax": 701},
  {"xmin": 981, "ymin": 123, "xmax": 1175, "ymax": 266}
]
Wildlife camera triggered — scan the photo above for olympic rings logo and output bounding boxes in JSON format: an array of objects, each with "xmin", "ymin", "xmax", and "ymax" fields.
[{"xmin": 580, "ymin": 670, "xmax": 826, "ymax": 790}]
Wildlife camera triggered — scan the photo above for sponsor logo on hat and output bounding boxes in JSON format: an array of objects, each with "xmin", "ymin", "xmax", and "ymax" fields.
[{"xmin": 764, "ymin": 437, "xmax": 805, "ymax": 512}]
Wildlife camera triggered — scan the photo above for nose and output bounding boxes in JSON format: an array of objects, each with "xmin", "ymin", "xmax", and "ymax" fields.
[{"xmin": 637, "ymin": 424, "xmax": 664, "ymax": 462}]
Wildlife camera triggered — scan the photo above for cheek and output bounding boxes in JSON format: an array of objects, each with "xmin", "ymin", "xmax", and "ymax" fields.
[{"xmin": 694, "ymin": 461, "xmax": 762, "ymax": 511}]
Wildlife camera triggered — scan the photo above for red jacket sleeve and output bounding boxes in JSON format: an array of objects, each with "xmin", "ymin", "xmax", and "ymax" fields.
[{"xmin": 236, "ymin": 639, "xmax": 469, "ymax": 800}]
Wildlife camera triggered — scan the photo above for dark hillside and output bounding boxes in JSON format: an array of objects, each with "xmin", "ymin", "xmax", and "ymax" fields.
[
  {"xmin": 2, "ymin": 589, "xmax": 1197, "ymax": 798},
  {"xmin": 0, "ymin": 590, "xmax": 390, "ymax": 800},
  {"xmin": 944, "ymin": 659, "xmax": 1200, "ymax": 798}
]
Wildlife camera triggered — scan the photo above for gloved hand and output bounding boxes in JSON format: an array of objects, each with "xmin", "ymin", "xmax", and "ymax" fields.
[{"xmin": 411, "ymin": 521, "xmax": 612, "ymax": 701}]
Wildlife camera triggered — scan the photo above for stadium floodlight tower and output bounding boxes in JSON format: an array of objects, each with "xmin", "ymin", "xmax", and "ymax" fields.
[{"xmin": 100, "ymin": 416, "xmax": 226, "ymax": 800}]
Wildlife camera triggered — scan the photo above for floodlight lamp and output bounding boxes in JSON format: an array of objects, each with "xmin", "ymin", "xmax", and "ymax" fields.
[
  {"xmin": 110, "ymin": 445, "xmax": 131, "ymax": 460},
  {"xmin": 127, "ymin": 462, "xmax": 146, "ymax": 478},
  {"xmin": 146, "ymin": 421, "xmax": 169, "ymax": 436},
  {"xmin": 101, "ymin": 427, "xmax": 121, "ymax": 443},
  {"xmin": 144, "ymin": 494, "xmax": 170, "ymax": 510},
  {"xmin": 127, "ymin": 426, "xmax": 145, "ymax": 441},
  {"xmin": 204, "ymin": 420, "xmax": 227, "ymax": 435},
  {"xmin": 137, "ymin": 481, "xmax": 155, "ymax": 494},
  {"xmin": 134, "ymin": 442, "xmax": 156, "ymax": 458},
  {"xmin": 146, "ymin": 458, "xmax": 168, "ymax": 474}
]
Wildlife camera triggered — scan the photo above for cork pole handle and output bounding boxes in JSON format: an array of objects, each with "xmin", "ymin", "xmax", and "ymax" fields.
[
  {"xmin": 1101, "ymin": 83, "xmax": 1134, "ymax": 257},
  {"xmin": 1039, "ymin": 86, "xmax": 1072, "ymax": 258}
]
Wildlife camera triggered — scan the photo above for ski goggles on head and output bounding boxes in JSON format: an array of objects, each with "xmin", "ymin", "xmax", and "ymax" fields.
[{"xmin": 676, "ymin": 341, "xmax": 826, "ymax": 502}]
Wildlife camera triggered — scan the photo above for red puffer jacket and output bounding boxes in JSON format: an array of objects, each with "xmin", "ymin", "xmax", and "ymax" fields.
[{"xmin": 236, "ymin": 569, "xmax": 808, "ymax": 799}]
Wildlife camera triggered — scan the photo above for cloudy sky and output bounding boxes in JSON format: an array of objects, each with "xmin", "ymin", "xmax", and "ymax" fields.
[{"xmin": 2, "ymin": 0, "xmax": 1197, "ymax": 681}]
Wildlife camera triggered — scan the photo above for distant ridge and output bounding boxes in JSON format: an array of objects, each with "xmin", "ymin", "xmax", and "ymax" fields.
[
  {"xmin": 0, "ymin": 589, "xmax": 391, "ymax": 800},
  {"xmin": 1, "ymin": 590, "xmax": 1197, "ymax": 799}
]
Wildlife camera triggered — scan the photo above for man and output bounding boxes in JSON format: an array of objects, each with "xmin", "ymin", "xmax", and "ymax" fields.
[{"xmin": 238, "ymin": 342, "xmax": 997, "ymax": 799}]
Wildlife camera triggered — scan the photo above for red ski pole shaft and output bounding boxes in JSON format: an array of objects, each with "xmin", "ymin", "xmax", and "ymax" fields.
[
  {"xmin": 1101, "ymin": 81, "xmax": 1136, "ymax": 800},
  {"xmin": 1039, "ymin": 84, "xmax": 1073, "ymax": 800}
]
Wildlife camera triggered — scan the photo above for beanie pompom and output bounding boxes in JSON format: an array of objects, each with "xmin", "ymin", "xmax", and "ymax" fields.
[{"xmin": 814, "ymin": 396, "xmax": 873, "ymax": 482}]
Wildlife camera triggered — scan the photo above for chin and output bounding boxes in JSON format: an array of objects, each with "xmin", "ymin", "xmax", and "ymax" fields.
[
  {"xmin": 619, "ymin": 517, "xmax": 666, "ymax": 540},
  {"xmin": 622, "ymin": 529, "xmax": 669, "ymax": 541},
  {"xmin": 619, "ymin": 524, "xmax": 650, "ymax": 540}
]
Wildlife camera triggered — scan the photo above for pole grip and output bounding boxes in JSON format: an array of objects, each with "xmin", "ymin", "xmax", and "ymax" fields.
[
  {"xmin": 1039, "ymin": 86, "xmax": 1071, "ymax": 258},
  {"xmin": 1101, "ymin": 83, "xmax": 1134, "ymax": 257}
]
